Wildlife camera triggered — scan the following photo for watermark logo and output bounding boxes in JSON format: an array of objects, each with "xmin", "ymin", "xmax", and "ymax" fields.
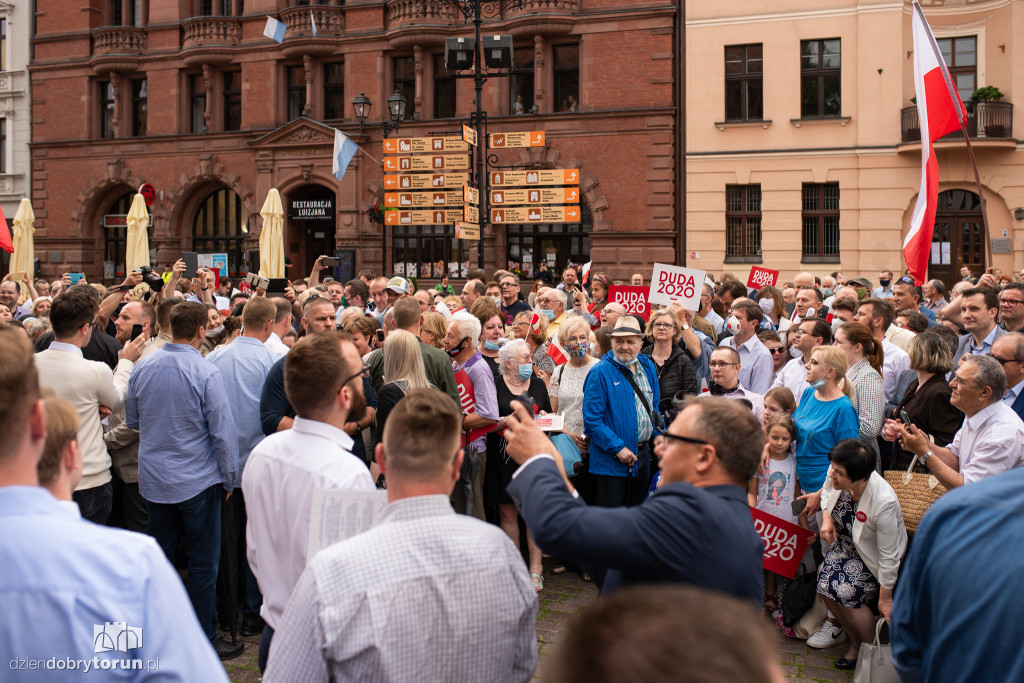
[{"xmin": 93, "ymin": 622, "xmax": 143, "ymax": 654}]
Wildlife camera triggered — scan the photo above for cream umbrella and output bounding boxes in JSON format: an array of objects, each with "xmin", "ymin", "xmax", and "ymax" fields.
[
  {"xmin": 11, "ymin": 198, "xmax": 35, "ymax": 277},
  {"xmin": 259, "ymin": 188, "xmax": 285, "ymax": 278},
  {"xmin": 125, "ymin": 192, "xmax": 151, "ymax": 273}
]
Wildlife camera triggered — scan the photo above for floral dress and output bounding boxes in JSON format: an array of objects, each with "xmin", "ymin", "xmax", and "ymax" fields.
[{"xmin": 816, "ymin": 490, "xmax": 879, "ymax": 608}]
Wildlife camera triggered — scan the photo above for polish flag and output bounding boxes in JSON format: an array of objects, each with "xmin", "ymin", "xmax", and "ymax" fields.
[
  {"xmin": 581, "ymin": 261, "xmax": 592, "ymax": 285},
  {"xmin": 530, "ymin": 312, "xmax": 542, "ymax": 336},
  {"xmin": 0, "ymin": 206, "xmax": 11, "ymax": 253},
  {"xmin": 547, "ymin": 336, "xmax": 568, "ymax": 365},
  {"xmin": 904, "ymin": 2, "xmax": 968, "ymax": 285}
]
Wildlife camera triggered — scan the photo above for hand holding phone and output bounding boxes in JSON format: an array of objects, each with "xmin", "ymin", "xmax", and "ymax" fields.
[
  {"xmin": 130, "ymin": 324, "xmax": 144, "ymax": 341},
  {"xmin": 791, "ymin": 498, "xmax": 808, "ymax": 517},
  {"xmin": 323, "ymin": 257, "xmax": 340, "ymax": 267},
  {"xmin": 899, "ymin": 409, "xmax": 911, "ymax": 425},
  {"xmin": 182, "ymin": 252, "xmax": 199, "ymax": 279}
]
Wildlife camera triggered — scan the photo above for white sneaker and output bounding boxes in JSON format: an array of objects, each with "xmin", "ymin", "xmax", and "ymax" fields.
[{"xmin": 806, "ymin": 621, "xmax": 847, "ymax": 649}]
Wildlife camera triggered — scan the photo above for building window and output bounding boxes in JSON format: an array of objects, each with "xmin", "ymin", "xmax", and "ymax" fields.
[
  {"xmin": 324, "ymin": 62, "xmax": 344, "ymax": 120},
  {"xmin": 0, "ymin": 18, "xmax": 6, "ymax": 71},
  {"xmin": 725, "ymin": 185, "xmax": 761, "ymax": 261},
  {"xmin": 0, "ymin": 118, "xmax": 6, "ymax": 173},
  {"xmin": 223, "ymin": 70, "xmax": 241, "ymax": 131},
  {"xmin": 802, "ymin": 183, "xmax": 840, "ymax": 262},
  {"xmin": 554, "ymin": 44, "xmax": 579, "ymax": 112},
  {"xmin": 725, "ymin": 44, "xmax": 763, "ymax": 121},
  {"xmin": 190, "ymin": 74, "xmax": 207, "ymax": 133},
  {"xmin": 392, "ymin": 57, "xmax": 416, "ymax": 120},
  {"xmin": 509, "ymin": 47, "xmax": 534, "ymax": 114},
  {"xmin": 937, "ymin": 36, "xmax": 976, "ymax": 104},
  {"xmin": 193, "ymin": 188, "xmax": 248, "ymax": 276},
  {"xmin": 104, "ymin": 192, "xmax": 152, "ymax": 278},
  {"xmin": 433, "ymin": 54, "xmax": 456, "ymax": 119},
  {"xmin": 506, "ymin": 210, "xmax": 591, "ymax": 280},
  {"xmin": 800, "ymin": 39, "xmax": 841, "ymax": 118},
  {"xmin": 100, "ymin": 81, "xmax": 115, "ymax": 139},
  {"xmin": 287, "ymin": 66, "xmax": 305, "ymax": 120},
  {"xmin": 198, "ymin": 0, "xmax": 232, "ymax": 16},
  {"xmin": 392, "ymin": 225, "xmax": 468, "ymax": 279},
  {"xmin": 131, "ymin": 79, "xmax": 147, "ymax": 136}
]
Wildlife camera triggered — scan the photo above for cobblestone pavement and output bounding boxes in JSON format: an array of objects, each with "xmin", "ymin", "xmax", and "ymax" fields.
[{"xmin": 223, "ymin": 562, "xmax": 853, "ymax": 682}]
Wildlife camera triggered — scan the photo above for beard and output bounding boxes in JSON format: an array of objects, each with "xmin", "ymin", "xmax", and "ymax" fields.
[{"xmin": 348, "ymin": 384, "xmax": 367, "ymax": 424}]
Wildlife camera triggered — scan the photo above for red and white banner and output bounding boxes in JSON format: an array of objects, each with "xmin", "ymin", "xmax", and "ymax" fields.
[
  {"xmin": 608, "ymin": 285, "xmax": 651, "ymax": 321},
  {"xmin": 747, "ymin": 266, "xmax": 779, "ymax": 290},
  {"xmin": 750, "ymin": 508, "xmax": 817, "ymax": 579},
  {"xmin": 455, "ymin": 368, "xmax": 495, "ymax": 445},
  {"xmin": 904, "ymin": 2, "xmax": 968, "ymax": 285},
  {"xmin": 547, "ymin": 336, "xmax": 568, "ymax": 365}
]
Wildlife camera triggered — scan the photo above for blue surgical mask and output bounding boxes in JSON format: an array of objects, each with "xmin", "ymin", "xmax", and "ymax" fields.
[
  {"xmin": 615, "ymin": 354, "xmax": 638, "ymax": 367},
  {"xmin": 517, "ymin": 363, "xmax": 534, "ymax": 381},
  {"xmin": 821, "ymin": 287, "xmax": 834, "ymax": 298},
  {"xmin": 808, "ymin": 378, "xmax": 827, "ymax": 390},
  {"xmin": 540, "ymin": 308, "xmax": 556, "ymax": 321},
  {"xmin": 484, "ymin": 339, "xmax": 501, "ymax": 351}
]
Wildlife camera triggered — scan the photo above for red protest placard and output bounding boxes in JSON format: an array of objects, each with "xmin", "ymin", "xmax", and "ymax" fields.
[
  {"xmin": 747, "ymin": 266, "xmax": 780, "ymax": 290},
  {"xmin": 750, "ymin": 508, "xmax": 816, "ymax": 579},
  {"xmin": 608, "ymin": 285, "xmax": 650, "ymax": 321}
]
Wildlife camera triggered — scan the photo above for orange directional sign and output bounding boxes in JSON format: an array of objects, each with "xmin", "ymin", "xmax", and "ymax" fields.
[
  {"xmin": 489, "ymin": 188, "xmax": 579, "ymax": 205},
  {"xmin": 464, "ymin": 205, "xmax": 480, "ymax": 224},
  {"xmin": 455, "ymin": 222, "xmax": 480, "ymax": 240},
  {"xmin": 489, "ymin": 131, "xmax": 545, "ymax": 148},
  {"xmin": 489, "ymin": 169, "xmax": 579, "ymax": 186},
  {"xmin": 383, "ymin": 155, "xmax": 471, "ymax": 172},
  {"xmin": 462, "ymin": 125, "xmax": 478, "ymax": 146},
  {"xmin": 463, "ymin": 185, "xmax": 479, "ymax": 205},
  {"xmin": 385, "ymin": 209, "xmax": 465, "ymax": 225},
  {"xmin": 384, "ymin": 191, "xmax": 463, "ymax": 208},
  {"xmin": 491, "ymin": 206, "xmax": 581, "ymax": 223},
  {"xmin": 384, "ymin": 173, "xmax": 471, "ymax": 190},
  {"xmin": 382, "ymin": 136, "xmax": 470, "ymax": 154}
]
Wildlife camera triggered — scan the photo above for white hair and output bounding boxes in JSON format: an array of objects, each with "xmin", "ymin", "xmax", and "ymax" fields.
[
  {"xmin": 551, "ymin": 288, "xmax": 567, "ymax": 308},
  {"xmin": 497, "ymin": 338, "xmax": 530, "ymax": 377},
  {"xmin": 451, "ymin": 311, "xmax": 481, "ymax": 347}
]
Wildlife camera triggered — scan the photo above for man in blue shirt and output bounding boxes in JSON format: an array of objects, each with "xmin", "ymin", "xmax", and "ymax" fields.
[
  {"xmin": 206, "ymin": 297, "xmax": 277, "ymax": 639},
  {"xmin": 126, "ymin": 301, "xmax": 242, "ymax": 659},
  {"xmin": 892, "ymin": 466, "xmax": 1024, "ymax": 683},
  {"xmin": 0, "ymin": 327, "xmax": 228, "ymax": 681}
]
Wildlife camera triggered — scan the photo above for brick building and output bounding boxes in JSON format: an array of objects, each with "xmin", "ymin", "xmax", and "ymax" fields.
[{"xmin": 29, "ymin": 0, "xmax": 682, "ymax": 284}]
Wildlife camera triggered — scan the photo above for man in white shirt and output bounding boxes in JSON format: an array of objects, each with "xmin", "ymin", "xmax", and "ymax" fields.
[
  {"xmin": 703, "ymin": 347, "xmax": 763, "ymax": 422},
  {"xmin": 34, "ymin": 289, "xmax": 144, "ymax": 524},
  {"xmin": 991, "ymin": 333, "xmax": 1024, "ymax": 421},
  {"xmin": 265, "ymin": 388, "xmax": 537, "ymax": 683},
  {"xmin": 921, "ymin": 279, "xmax": 949, "ymax": 313},
  {"xmin": 264, "ymin": 298, "xmax": 293, "ymax": 359},
  {"xmin": 855, "ymin": 298, "xmax": 910, "ymax": 403},
  {"xmin": 718, "ymin": 300, "xmax": 772, "ymax": 394},
  {"xmin": 243, "ymin": 330, "xmax": 375, "ymax": 673},
  {"xmin": 771, "ymin": 317, "xmax": 833, "ymax": 406},
  {"xmin": 901, "ymin": 354, "xmax": 1024, "ymax": 488}
]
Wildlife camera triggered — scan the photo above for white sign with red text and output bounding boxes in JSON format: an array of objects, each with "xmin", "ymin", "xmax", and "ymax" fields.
[{"xmin": 648, "ymin": 263, "xmax": 706, "ymax": 311}]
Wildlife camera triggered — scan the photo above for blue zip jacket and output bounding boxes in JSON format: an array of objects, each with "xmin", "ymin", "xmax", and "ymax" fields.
[{"xmin": 583, "ymin": 351, "xmax": 661, "ymax": 478}]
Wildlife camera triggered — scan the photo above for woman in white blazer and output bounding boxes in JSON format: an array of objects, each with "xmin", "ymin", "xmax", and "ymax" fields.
[{"xmin": 817, "ymin": 438, "xmax": 907, "ymax": 670}]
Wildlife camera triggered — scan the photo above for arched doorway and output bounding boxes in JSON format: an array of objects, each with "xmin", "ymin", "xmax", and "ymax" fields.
[
  {"xmin": 287, "ymin": 184, "xmax": 337, "ymax": 278},
  {"xmin": 931, "ymin": 189, "xmax": 984, "ymax": 288},
  {"xmin": 103, "ymin": 190, "xmax": 154, "ymax": 280},
  {"xmin": 192, "ymin": 187, "xmax": 248, "ymax": 277}
]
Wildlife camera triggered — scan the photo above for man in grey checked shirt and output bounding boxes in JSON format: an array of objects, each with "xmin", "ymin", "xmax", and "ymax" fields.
[{"xmin": 264, "ymin": 388, "xmax": 537, "ymax": 683}]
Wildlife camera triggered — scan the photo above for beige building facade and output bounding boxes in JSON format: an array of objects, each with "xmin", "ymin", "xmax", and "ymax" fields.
[{"xmin": 686, "ymin": 0, "xmax": 1024, "ymax": 289}]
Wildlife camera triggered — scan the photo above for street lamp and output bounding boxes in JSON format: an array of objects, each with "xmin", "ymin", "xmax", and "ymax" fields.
[{"xmin": 351, "ymin": 90, "xmax": 408, "ymax": 137}]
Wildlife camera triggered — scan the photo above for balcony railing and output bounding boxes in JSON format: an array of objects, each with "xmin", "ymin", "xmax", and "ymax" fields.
[
  {"xmin": 92, "ymin": 26, "xmax": 147, "ymax": 56},
  {"xmin": 182, "ymin": 16, "xmax": 241, "ymax": 49},
  {"xmin": 901, "ymin": 101, "xmax": 1013, "ymax": 143},
  {"xmin": 279, "ymin": 5, "xmax": 345, "ymax": 38},
  {"xmin": 503, "ymin": 0, "xmax": 580, "ymax": 17},
  {"xmin": 386, "ymin": 0, "xmax": 459, "ymax": 29}
]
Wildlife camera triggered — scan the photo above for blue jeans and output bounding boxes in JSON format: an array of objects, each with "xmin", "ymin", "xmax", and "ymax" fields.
[{"xmin": 148, "ymin": 484, "xmax": 222, "ymax": 641}]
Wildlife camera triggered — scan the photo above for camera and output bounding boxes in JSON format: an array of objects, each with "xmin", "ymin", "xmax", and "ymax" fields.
[{"xmin": 138, "ymin": 265, "xmax": 165, "ymax": 293}]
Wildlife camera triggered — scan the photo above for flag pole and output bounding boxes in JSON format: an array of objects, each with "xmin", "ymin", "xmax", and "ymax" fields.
[
  {"xmin": 958, "ymin": 126, "xmax": 993, "ymax": 267},
  {"xmin": 358, "ymin": 146, "xmax": 383, "ymax": 168}
]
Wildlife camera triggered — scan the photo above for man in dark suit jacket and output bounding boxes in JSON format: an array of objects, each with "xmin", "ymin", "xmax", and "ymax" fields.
[
  {"xmin": 503, "ymin": 397, "xmax": 764, "ymax": 604},
  {"xmin": 992, "ymin": 333, "xmax": 1024, "ymax": 422},
  {"xmin": 952, "ymin": 288, "xmax": 1006, "ymax": 368}
]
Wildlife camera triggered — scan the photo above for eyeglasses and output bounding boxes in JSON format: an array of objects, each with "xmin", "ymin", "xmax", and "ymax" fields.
[
  {"xmin": 662, "ymin": 432, "xmax": 709, "ymax": 446},
  {"xmin": 500, "ymin": 282, "xmax": 518, "ymax": 289},
  {"xmin": 652, "ymin": 323, "xmax": 675, "ymax": 330},
  {"xmin": 898, "ymin": 276, "xmax": 916, "ymax": 285},
  {"xmin": 767, "ymin": 347, "xmax": 787, "ymax": 355},
  {"xmin": 988, "ymin": 354, "xmax": 1018, "ymax": 366},
  {"xmin": 708, "ymin": 361, "xmax": 739, "ymax": 368},
  {"xmin": 999, "ymin": 298, "xmax": 1024, "ymax": 306},
  {"xmin": 340, "ymin": 363, "xmax": 370, "ymax": 388}
]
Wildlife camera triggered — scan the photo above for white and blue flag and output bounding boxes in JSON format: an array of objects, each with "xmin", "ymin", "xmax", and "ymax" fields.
[
  {"xmin": 263, "ymin": 16, "xmax": 286, "ymax": 43},
  {"xmin": 333, "ymin": 130, "xmax": 359, "ymax": 181},
  {"xmin": 311, "ymin": 11, "xmax": 317, "ymax": 36}
]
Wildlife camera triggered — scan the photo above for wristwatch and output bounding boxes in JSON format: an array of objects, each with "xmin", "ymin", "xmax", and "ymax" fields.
[
  {"xmin": 920, "ymin": 450, "xmax": 934, "ymax": 463},
  {"xmin": 680, "ymin": 323, "xmax": 689, "ymax": 330}
]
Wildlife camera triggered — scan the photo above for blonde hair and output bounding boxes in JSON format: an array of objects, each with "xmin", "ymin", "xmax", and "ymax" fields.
[
  {"xmin": 515, "ymin": 310, "xmax": 549, "ymax": 345},
  {"xmin": 645, "ymin": 308, "xmax": 682, "ymax": 343},
  {"xmin": 811, "ymin": 345, "xmax": 855, "ymax": 400},
  {"xmin": 420, "ymin": 311, "xmax": 448, "ymax": 349},
  {"xmin": 382, "ymin": 330, "xmax": 430, "ymax": 391},
  {"xmin": 558, "ymin": 315, "xmax": 590, "ymax": 346},
  {"xmin": 38, "ymin": 396, "xmax": 79, "ymax": 486}
]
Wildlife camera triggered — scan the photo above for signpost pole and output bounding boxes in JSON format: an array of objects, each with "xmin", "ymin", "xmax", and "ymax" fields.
[{"xmin": 471, "ymin": 0, "xmax": 488, "ymax": 270}]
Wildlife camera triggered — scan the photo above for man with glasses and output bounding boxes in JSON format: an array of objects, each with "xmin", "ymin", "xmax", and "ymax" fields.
[
  {"xmin": 771, "ymin": 318, "xmax": 832, "ymax": 407},
  {"xmin": 503, "ymin": 395, "xmax": 764, "ymax": 601},
  {"xmin": 998, "ymin": 283, "xmax": 1024, "ymax": 333},
  {"xmin": 702, "ymin": 348, "xmax": 763, "ymax": 422},
  {"xmin": 243, "ymin": 332, "xmax": 375, "ymax": 672},
  {"xmin": 499, "ymin": 274, "xmax": 531, "ymax": 324},
  {"xmin": 718, "ymin": 300, "xmax": 772, "ymax": 394},
  {"xmin": 536, "ymin": 288, "xmax": 569, "ymax": 343},
  {"xmin": 921, "ymin": 279, "xmax": 948, "ymax": 313},
  {"xmin": 893, "ymin": 277, "xmax": 938, "ymax": 324},
  {"xmin": 698, "ymin": 283, "xmax": 723, "ymax": 339},
  {"xmin": 900, "ymin": 354, "xmax": 1024, "ymax": 489},
  {"xmin": 990, "ymin": 333, "xmax": 1024, "ymax": 421}
]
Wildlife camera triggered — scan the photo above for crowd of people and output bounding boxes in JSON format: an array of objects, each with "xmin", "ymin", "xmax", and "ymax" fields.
[{"xmin": 1, "ymin": 257, "xmax": 1023, "ymax": 682}]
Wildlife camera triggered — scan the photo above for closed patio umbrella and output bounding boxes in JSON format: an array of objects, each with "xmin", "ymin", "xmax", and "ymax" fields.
[
  {"xmin": 259, "ymin": 189, "xmax": 285, "ymax": 278},
  {"xmin": 11, "ymin": 198, "xmax": 35, "ymax": 277},
  {"xmin": 125, "ymin": 193, "xmax": 151, "ymax": 273}
]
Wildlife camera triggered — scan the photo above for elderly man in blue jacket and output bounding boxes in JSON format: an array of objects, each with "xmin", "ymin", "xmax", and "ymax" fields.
[{"xmin": 582, "ymin": 316, "xmax": 661, "ymax": 507}]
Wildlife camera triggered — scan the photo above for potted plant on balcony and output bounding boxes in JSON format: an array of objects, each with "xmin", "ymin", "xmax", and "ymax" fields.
[{"xmin": 971, "ymin": 86, "xmax": 1006, "ymax": 137}]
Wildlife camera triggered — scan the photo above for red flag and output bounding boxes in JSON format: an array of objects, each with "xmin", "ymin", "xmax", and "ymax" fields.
[
  {"xmin": 904, "ymin": 2, "xmax": 968, "ymax": 285},
  {"xmin": 0, "ymin": 205, "xmax": 11, "ymax": 254},
  {"xmin": 582, "ymin": 261, "xmax": 592, "ymax": 285},
  {"xmin": 530, "ymin": 312, "xmax": 541, "ymax": 336},
  {"xmin": 547, "ymin": 336, "xmax": 568, "ymax": 365}
]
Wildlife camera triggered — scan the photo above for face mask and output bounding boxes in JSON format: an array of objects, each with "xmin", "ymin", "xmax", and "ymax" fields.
[
  {"xmin": 540, "ymin": 308, "xmax": 556, "ymax": 321},
  {"xmin": 492, "ymin": 296, "xmax": 502, "ymax": 305},
  {"xmin": 565, "ymin": 341, "xmax": 590, "ymax": 358},
  {"xmin": 207, "ymin": 324, "xmax": 224, "ymax": 338},
  {"xmin": 614, "ymin": 353, "xmax": 638, "ymax": 366},
  {"xmin": 447, "ymin": 337, "xmax": 468, "ymax": 359},
  {"xmin": 758, "ymin": 298, "xmax": 775, "ymax": 315},
  {"xmin": 484, "ymin": 339, "xmax": 501, "ymax": 351},
  {"xmin": 808, "ymin": 378, "xmax": 827, "ymax": 390},
  {"xmin": 517, "ymin": 364, "xmax": 534, "ymax": 381},
  {"xmin": 821, "ymin": 288, "xmax": 834, "ymax": 298},
  {"xmin": 725, "ymin": 315, "xmax": 743, "ymax": 333},
  {"xmin": 879, "ymin": 279, "xmax": 891, "ymax": 288},
  {"xmin": 855, "ymin": 288, "xmax": 867, "ymax": 300}
]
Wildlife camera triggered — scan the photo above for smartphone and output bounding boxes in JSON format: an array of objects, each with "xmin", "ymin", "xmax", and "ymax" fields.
[
  {"xmin": 374, "ymin": 329, "xmax": 385, "ymax": 344},
  {"xmin": 900, "ymin": 410, "xmax": 911, "ymax": 425},
  {"xmin": 68, "ymin": 272, "xmax": 86, "ymax": 285},
  {"xmin": 323, "ymin": 257, "xmax": 340, "ymax": 267},
  {"xmin": 791, "ymin": 498, "xmax": 808, "ymax": 516},
  {"xmin": 182, "ymin": 252, "xmax": 199, "ymax": 279},
  {"xmin": 130, "ymin": 324, "xmax": 144, "ymax": 342},
  {"xmin": 515, "ymin": 392, "xmax": 536, "ymax": 416}
]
